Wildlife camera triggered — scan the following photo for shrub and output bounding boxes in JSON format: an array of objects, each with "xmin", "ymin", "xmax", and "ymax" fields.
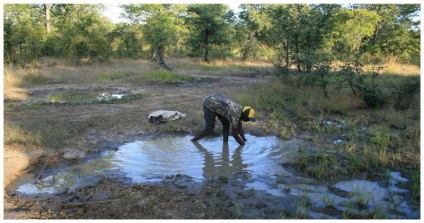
[
  {"xmin": 391, "ymin": 80, "xmax": 420, "ymax": 110},
  {"xmin": 22, "ymin": 71, "xmax": 51, "ymax": 86}
]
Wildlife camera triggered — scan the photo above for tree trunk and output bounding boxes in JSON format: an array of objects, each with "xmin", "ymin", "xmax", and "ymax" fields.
[
  {"xmin": 45, "ymin": 4, "xmax": 52, "ymax": 34},
  {"xmin": 285, "ymin": 36, "xmax": 290, "ymax": 76},
  {"xmin": 372, "ymin": 22, "xmax": 383, "ymax": 45},
  {"xmin": 151, "ymin": 48, "xmax": 172, "ymax": 71}
]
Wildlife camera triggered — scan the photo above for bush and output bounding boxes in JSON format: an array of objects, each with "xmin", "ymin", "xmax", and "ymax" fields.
[
  {"xmin": 22, "ymin": 71, "xmax": 51, "ymax": 86},
  {"xmin": 391, "ymin": 80, "xmax": 420, "ymax": 110}
]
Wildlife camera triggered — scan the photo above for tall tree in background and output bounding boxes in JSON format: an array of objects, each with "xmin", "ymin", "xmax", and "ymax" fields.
[
  {"xmin": 44, "ymin": 4, "xmax": 51, "ymax": 33},
  {"xmin": 237, "ymin": 4, "xmax": 268, "ymax": 61},
  {"xmin": 4, "ymin": 4, "xmax": 45, "ymax": 64},
  {"xmin": 120, "ymin": 4, "xmax": 186, "ymax": 58},
  {"xmin": 185, "ymin": 4, "xmax": 233, "ymax": 62},
  {"xmin": 108, "ymin": 23, "xmax": 143, "ymax": 58},
  {"xmin": 257, "ymin": 4, "xmax": 335, "ymax": 75},
  {"xmin": 330, "ymin": 8, "xmax": 381, "ymax": 61},
  {"xmin": 50, "ymin": 4, "xmax": 114, "ymax": 64}
]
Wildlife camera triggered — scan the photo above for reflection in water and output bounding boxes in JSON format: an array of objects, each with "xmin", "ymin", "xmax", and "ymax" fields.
[{"xmin": 192, "ymin": 141, "xmax": 247, "ymax": 178}]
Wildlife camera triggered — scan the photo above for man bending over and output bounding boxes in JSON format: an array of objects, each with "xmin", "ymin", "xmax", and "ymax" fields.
[{"xmin": 191, "ymin": 94, "xmax": 256, "ymax": 145}]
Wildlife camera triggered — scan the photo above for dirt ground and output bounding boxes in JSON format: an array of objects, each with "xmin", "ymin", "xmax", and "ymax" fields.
[{"xmin": 4, "ymin": 70, "xmax": 292, "ymax": 219}]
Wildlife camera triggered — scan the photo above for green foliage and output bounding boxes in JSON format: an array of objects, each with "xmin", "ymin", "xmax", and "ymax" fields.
[
  {"xmin": 4, "ymin": 4, "xmax": 45, "ymax": 64},
  {"xmin": 55, "ymin": 4, "xmax": 113, "ymax": 64},
  {"xmin": 109, "ymin": 23, "xmax": 144, "ymax": 58},
  {"xmin": 3, "ymin": 3, "xmax": 420, "ymax": 66},
  {"xmin": 185, "ymin": 4, "xmax": 234, "ymax": 62},
  {"xmin": 338, "ymin": 63, "xmax": 385, "ymax": 107},
  {"xmin": 121, "ymin": 4, "xmax": 186, "ymax": 56},
  {"xmin": 143, "ymin": 10, "xmax": 178, "ymax": 53},
  {"xmin": 330, "ymin": 9, "xmax": 381, "ymax": 54},
  {"xmin": 354, "ymin": 66, "xmax": 384, "ymax": 107},
  {"xmin": 391, "ymin": 79, "xmax": 420, "ymax": 110}
]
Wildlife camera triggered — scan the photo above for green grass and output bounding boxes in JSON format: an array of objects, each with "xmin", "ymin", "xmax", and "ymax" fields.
[
  {"xmin": 322, "ymin": 193, "xmax": 337, "ymax": 208},
  {"xmin": 408, "ymin": 170, "xmax": 420, "ymax": 205},
  {"xmin": 230, "ymin": 201, "xmax": 242, "ymax": 218},
  {"xmin": 4, "ymin": 123, "xmax": 42, "ymax": 146},
  {"xmin": 4, "ymin": 120, "xmax": 73, "ymax": 150},
  {"xmin": 145, "ymin": 70, "xmax": 191, "ymax": 83},
  {"xmin": 21, "ymin": 70, "xmax": 52, "ymax": 86},
  {"xmin": 237, "ymin": 71, "xmax": 420, "ymax": 179},
  {"xmin": 96, "ymin": 72, "xmax": 133, "ymax": 81},
  {"xmin": 96, "ymin": 70, "xmax": 191, "ymax": 84}
]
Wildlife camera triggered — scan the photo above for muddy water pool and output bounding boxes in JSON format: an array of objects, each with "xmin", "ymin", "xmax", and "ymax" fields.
[
  {"xmin": 15, "ymin": 134, "xmax": 419, "ymax": 218},
  {"xmin": 17, "ymin": 134, "xmax": 297, "ymax": 193}
]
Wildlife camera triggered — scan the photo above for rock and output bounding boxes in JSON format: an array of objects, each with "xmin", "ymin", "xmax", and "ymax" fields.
[{"xmin": 61, "ymin": 148, "xmax": 86, "ymax": 160}]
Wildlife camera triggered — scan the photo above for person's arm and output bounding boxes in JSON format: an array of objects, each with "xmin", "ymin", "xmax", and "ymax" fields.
[
  {"xmin": 237, "ymin": 120, "xmax": 247, "ymax": 142},
  {"xmin": 232, "ymin": 125, "xmax": 245, "ymax": 145}
]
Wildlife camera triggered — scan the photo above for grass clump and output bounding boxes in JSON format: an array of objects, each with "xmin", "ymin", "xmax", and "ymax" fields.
[
  {"xmin": 4, "ymin": 66, "xmax": 52, "ymax": 88},
  {"xmin": 294, "ymin": 148, "xmax": 343, "ymax": 181},
  {"xmin": 4, "ymin": 123, "xmax": 42, "ymax": 146},
  {"xmin": 4, "ymin": 120, "xmax": 72, "ymax": 150},
  {"xmin": 22, "ymin": 70, "xmax": 51, "ymax": 85},
  {"xmin": 145, "ymin": 70, "xmax": 191, "ymax": 83},
  {"xmin": 96, "ymin": 69, "xmax": 191, "ymax": 84},
  {"xmin": 96, "ymin": 72, "xmax": 134, "ymax": 81}
]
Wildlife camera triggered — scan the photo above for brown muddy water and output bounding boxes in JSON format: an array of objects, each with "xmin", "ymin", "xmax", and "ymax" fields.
[{"xmin": 14, "ymin": 134, "xmax": 419, "ymax": 219}]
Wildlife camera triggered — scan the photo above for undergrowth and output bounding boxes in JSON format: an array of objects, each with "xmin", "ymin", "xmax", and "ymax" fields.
[{"xmin": 237, "ymin": 70, "xmax": 420, "ymax": 177}]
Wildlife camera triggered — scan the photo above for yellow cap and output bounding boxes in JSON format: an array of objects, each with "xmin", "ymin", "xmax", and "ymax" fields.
[{"xmin": 242, "ymin": 106, "xmax": 256, "ymax": 122}]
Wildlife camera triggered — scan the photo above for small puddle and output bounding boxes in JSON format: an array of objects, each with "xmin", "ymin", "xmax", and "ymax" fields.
[
  {"xmin": 22, "ymin": 89, "xmax": 131, "ymax": 104},
  {"xmin": 44, "ymin": 91, "xmax": 128, "ymax": 104}
]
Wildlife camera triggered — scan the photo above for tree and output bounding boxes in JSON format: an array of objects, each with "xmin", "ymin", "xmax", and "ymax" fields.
[
  {"xmin": 330, "ymin": 9, "xmax": 381, "ymax": 61},
  {"xmin": 255, "ymin": 4, "xmax": 336, "ymax": 75},
  {"xmin": 357, "ymin": 4, "xmax": 420, "ymax": 64},
  {"xmin": 50, "ymin": 4, "xmax": 114, "ymax": 64},
  {"xmin": 237, "ymin": 4, "xmax": 268, "ymax": 60},
  {"xmin": 185, "ymin": 4, "xmax": 233, "ymax": 62},
  {"xmin": 4, "ymin": 4, "xmax": 46, "ymax": 64},
  {"xmin": 109, "ymin": 23, "xmax": 143, "ymax": 58},
  {"xmin": 120, "ymin": 4, "xmax": 187, "ymax": 59},
  {"xmin": 44, "ymin": 4, "xmax": 52, "ymax": 33}
]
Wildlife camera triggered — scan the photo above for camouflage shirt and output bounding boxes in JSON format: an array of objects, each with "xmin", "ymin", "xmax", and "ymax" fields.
[{"xmin": 203, "ymin": 94, "xmax": 243, "ymax": 126}]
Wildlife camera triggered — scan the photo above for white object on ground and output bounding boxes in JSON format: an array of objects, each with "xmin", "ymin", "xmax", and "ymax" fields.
[{"xmin": 148, "ymin": 110, "xmax": 187, "ymax": 121}]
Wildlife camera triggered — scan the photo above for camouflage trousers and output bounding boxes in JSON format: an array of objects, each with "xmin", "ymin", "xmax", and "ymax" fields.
[{"xmin": 201, "ymin": 103, "xmax": 230, "ymax": 137}]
